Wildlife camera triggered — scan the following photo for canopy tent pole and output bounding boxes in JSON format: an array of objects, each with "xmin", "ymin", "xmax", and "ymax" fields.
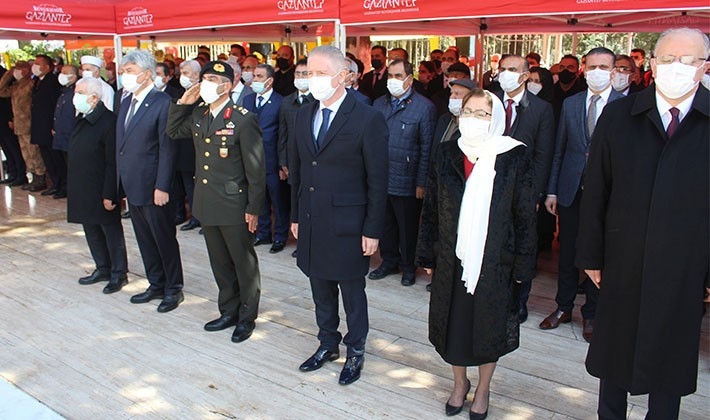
[
  {"xmin": 114, "ymin": 35, "xmax": 123, "ymax": 89},
  {"xmin": 335, "ymin": 19, "xmax": 346, "ymax": 52}
]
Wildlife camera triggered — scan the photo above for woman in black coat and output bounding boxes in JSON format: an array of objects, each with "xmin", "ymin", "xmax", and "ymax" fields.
[
  {"xmin": 416, "ymin": 89, "xmax": 536, "ymax": 419},
  {"xmin": 67, "ymin": 78, "xmax": 128, "ymax": 294}
]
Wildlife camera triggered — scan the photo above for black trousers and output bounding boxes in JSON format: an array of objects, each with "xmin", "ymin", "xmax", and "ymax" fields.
[
  {"xmin": 556, "ymin": 190, "xmax": 598, "ymax": 319},
  {"xmin": 202, "ymin": 224, "xmax": 260, "ymax": 323},
  {"xmin": 380, "ymin": 194, "xmax": 422, "ymax": 273},
  {"xmin": 129, "ymin": 203, "xmax": 184, "ymax": 294},
  {"xmin": 83, "ymin": 222, "xmax": 128, "ymax": 280},
  {"xmin": 598, "ymin": 379, "xmax": 681, "ymax": 420},
  {"xmin": 0, "ymin": 127, "xmax": 25, "ymax": 180},
  {"xmin": 38, "ymin": 144, "xmax": 65, "ymax": 189},
  {"xmin": 309, "ymin": 276, "xmax": 368, "ymax": 357}
]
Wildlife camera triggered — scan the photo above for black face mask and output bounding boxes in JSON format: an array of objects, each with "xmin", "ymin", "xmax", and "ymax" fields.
[
  {"xmin": 558, "ymin": 69, "xmax": 576, "ymax": 84},
  {"xmin": 276, "ymin": 57, "xmax": 290, "ymax": 70},
  {"xmin": 371, "ymin": 59, "xmax": 383, "ymax": 70}
]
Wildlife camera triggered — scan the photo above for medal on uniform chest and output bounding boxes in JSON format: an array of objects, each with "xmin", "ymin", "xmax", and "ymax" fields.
[
  {"xmin": 220, "ymin": 144, "xmax": 228, "ymax": 158},
  {"xmin": 219, "ymin": 107, "xmax": 234, "ymax": 158}
]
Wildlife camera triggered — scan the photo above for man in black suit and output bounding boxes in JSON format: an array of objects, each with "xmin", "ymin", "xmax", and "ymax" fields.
[
  {"xmin": 273, "ymin": 45, "xmax": 297, "ymax": 97},
  {"xmin": 496, "ymin": 54, "xmax": 556, "ymax": 322},
  {"xmin": 30, "ymin": 54, "xmax": 62, "ymax": 194},
  {"xmin": 116, "ymin": 50, "xmax": 184, "ymax": 313},
  {"xmin": 291, "ymin": 46, "xmax": 388, "ymax": 386},
  {"xmin": 359, "ymin": 45, "xmax": 388, "ymax": 101}
]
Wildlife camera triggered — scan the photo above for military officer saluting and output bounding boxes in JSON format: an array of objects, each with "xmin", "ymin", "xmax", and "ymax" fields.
[{"xmin": 167, "ymin": 61, "xmax": 266, "ymax": 343}]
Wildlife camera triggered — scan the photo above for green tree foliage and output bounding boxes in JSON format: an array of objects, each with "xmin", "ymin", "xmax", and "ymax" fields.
[{"xmin": 6, "ymin": 41, "xmax": 65, "ymax": 65}]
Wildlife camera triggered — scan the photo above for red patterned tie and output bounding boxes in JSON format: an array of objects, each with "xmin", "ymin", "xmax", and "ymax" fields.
[
  {"xmin": 504, "ymin": 99, "xmax": 514, "ymax": 135},
  {"xmin": 666, "ymin": 107, "xmax": 680, "ymax": 139}
]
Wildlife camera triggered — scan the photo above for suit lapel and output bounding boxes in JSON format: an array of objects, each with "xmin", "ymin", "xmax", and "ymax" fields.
[
  {"xmin": 510, "ymin": 92, "xmax": 529, "ymax": 135},
  {"xmin": 117, "ymin": 95, "xmax": 131, "ymax": 151},
  {"xmin": 125, "ymin": 89, "xmax": 155, "ymax": 137},
  {"xmin": 209, "ymin": 104, "xmax": 228, "ymax": 134},
  {"xmin": 579, "ymin": 93, "xmax": 592, "ymax": 143},
  {"xmin": 318, "ymin": 93, "xmax": 355, "ymax": 153},
  {"xmin": 304, "ymin": 102, "xmax": 318, "ymax": 156}
]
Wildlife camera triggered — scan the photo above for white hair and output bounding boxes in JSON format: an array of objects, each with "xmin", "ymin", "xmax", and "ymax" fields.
[
  {"xmin": 309, "ymin": 46, "xmax": 346, "ymax": 73},
  {"xmin": 227, "ymin": 60, "xmax": 242, "ymax": 75},
  {"xmin": 75, "ymin": 77, "xmax": 103, "ymax": 98},
  {"xmin": 121, "ymin": 50, "xmax": 156, "ymax": 79},
  {"xmin": 180, "ymin": 59, "xmax": 201, "ymax": 74},
  {"xmin": 654, "ymin": 27, "xmax": 710, "ymax": 57},
  {"xmin": 344, "ymin": 58, "xmax": 358, "ymax": 75}
]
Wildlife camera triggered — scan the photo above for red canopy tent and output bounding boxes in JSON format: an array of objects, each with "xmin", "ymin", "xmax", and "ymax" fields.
[{"xmin": 340, "ymin": 0, "xmax": 710, "ymax": 35}]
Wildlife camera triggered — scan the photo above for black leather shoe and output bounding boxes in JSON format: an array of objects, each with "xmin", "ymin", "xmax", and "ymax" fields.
[
  {"xmin": 338, "ymin": 355, "xmax": 364, "ymax": 385},
  {"xmin": 231, "ymin": 321, "xmax": 255, "ymax": 343},
  {"xmin": 157, "ymin": 292, "xmax": 184, "ymax": 313},
  {"xmin": 253, "ymin": 237, "xmax": 272, "ymax": 246},
  {"xmin": 9, "ymin": 177, "xmax": 28, "ymax": 187},
  {"xmin": 130, "ymin": 289, "xmax": 165, "ymax": 304},
  {"xmin": 52, "ymin": 190, "xmax": 67, "ymax": 199},
  {"xmin": 469, "ymin": 410, "xmax": 488, "ymax": 420},
  {"xmin": 446, "ymin": 379, "xmax": 471, "ymax": 416},
  {"xmin": 78, "ymin": 269, "xmax": 110, "ymax": 285},
  {"xmin": 0, "ymin": 177, "xmax": 15, "ymax": 185},
  {"xmin": 368, "ymin": 264, "xmax": 398, "ymax": 280},
  {"xmin": 180, "ymin": 218, "xmax": 201, "ymax": 231},
  {"xmin": 103, "ymin": 277, "xmax": 128, "ymax": 294},
  {"xmin": 198, "ymin": 228, "xmax": 203, "ymax": 235},
  {"xmin": 204, "ymin": 314, "xmax": 239, "ymax": 331},
  {"xmin": 401, "ymin": 271, "xmax": 415, "ymax": 286},
  {"xmin": 41, "ymin": 187, "xmax": 58, "ymax": 196},
  {"xmin": 299, "ymin": 348, "xmax": 339, "ymax": 372},
  {"xmin": 426, "ymin": 283, "xmax": 432, "ymax": 292},
  {"xmin": 291, "ymin": 249, "xmax": 297, "ymax": 258},
  {"xmin": 269, "ymin": 241, "xmax": 285, "ymax": 253},
  {"xmin": 121, "ymin": 210, "xmax": 131, "ymax": 219},
  {"xmin": 519, "ymin": 304, "xmax": 529, "ymax": 323}
]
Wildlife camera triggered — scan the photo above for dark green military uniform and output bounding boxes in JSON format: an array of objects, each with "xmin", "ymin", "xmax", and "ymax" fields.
[{"xmin": 167, "ymin": 99, "xmax": 265, "ymax": 325}]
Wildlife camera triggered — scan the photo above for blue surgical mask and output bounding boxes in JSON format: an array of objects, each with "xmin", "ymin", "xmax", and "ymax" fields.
[
  {"xmin": 72, "ymin": 93, "xmax": 93, "ymax": 114},
  {"xmin": 251, "ymin": 81, "xmax": 267, "ymax": 94}
]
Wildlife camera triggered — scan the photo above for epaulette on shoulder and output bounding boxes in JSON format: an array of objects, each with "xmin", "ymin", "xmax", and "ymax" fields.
[{"xmin": 238, "ymin": 106, "xmax": 249, "ymax": 115}]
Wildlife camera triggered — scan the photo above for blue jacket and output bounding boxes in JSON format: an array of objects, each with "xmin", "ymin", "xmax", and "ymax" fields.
[
  {"xmin": 52, "ymin": 84, "xmax": 75, "ymax": 152},
  {"xmin": 243, "ymin": 90, "xmax": 284, "ymax": 174},
  {"xmin": 373, "ymin": 90, "xmax": 435, "ymax": 196}
]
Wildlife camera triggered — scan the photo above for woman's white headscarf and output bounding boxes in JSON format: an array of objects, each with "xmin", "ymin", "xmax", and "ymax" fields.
[{"xmin": 456, "ymin": 91, "xmax": 525, "ymax": 295}]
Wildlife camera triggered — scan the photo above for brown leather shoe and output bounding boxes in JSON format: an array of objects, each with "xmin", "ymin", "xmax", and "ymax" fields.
[
  {"xmin": 582, "ymin": 319, "xmax": 594, "ymax": 343},
  {"xmin": 539, "ymin": 309, "xmax": 572, "ymax": 330}
]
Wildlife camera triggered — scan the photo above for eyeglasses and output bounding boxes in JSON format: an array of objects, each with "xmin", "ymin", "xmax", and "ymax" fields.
[
  {"xmin": 656, "ymin": 55, "xmax": 705, "ymax": 66},
  {"xmin": 459, "ymin": 109, "xmax": 492, "ymax": 119}
]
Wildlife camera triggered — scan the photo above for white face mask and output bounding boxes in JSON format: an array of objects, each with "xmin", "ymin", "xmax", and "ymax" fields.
[
  {"xmin": 199, "ymin": 80, "xmax": 224, "ymax": 104},
  {"xmin": 58, "ymin": 73, "xmax": 72, "ymax": 86},
  {"xmin": 72, "ymin": 93, "xmax": 93, "ymax": 114},
  {"xmin": 31, "ymin": 64, "xmax": 42, "ymax": 77},
  {"xmin": 82, "ymin": 70, "xmax": 95, "ymax": 79},
  {"xmin": 154, "ymin": 77, "xmax": 166, "ymax": 89},
  {"xmin": 654, "ymin": 62, "xmax": 700, "ymax": 99},
  {"xmin": 241, "ymin": 71, "xmax": 254, "ymax": 84},
  {"xmin": 458, "ymin": 117, "xmax": 491, "ymax": 139},
  {"xmin": 387, "ymin": 77, "xmax": 409, "ymax": 97},
  {"xmin": 13, "ymin": 69, "xmax": 23, "ymax": 80},
  {"xmin": 251, "ymin": 81, "xmax": 267, "ymax": 95},
  {"xmin": 585, "ymin": 68, "xmax": 611, "ymax": 92},
  {"xmin": 179, "ymin": 75, "xmax": 194, "ymax": 89},
  {"xmin": 498, "ymin": 71, "xmax": 523, "ymax": 93},
  {"xmin": 121, "ymin": 72, "xmax": 143, "ymax": 93},
  {"xmin": 611, "ymin": 72, "xmax": 631, "ymax": 92},
  {"xmin": 527, "ymin": 81, "xmax": 543, "ymax": 95},
  {"xmin": 701, "ymin": 74, "xmax": 710, "ymax": 91},
  {"xmin": 294, "ymin": 78, "xmax": 309, "ymax": 92},
  {"xmin": 448, "ymin": 98, "xmax": 462, "ymax": 116},
  {"xmin": 309, "ymin": 74, "xmax": 339, "ymax": 102}
]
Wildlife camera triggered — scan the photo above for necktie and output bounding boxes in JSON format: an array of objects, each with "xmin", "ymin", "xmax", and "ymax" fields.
[
  {"xmin": 504, "ymin": 99, "xmax": 515, "ymax": 135},
  {"xmin": 315, "ymin": 108, "xmax": 331, "ymax": 152},
  {"xmin": 124, "ymin": 98, "xmax": 138, "ymax": 129},
  {"xmin": 257, "ymin": 96, "xmax": 264, "ymax": 109},
  {"xmin": 666, "ymin": 107, "xmax": 680, "ymax": 139},
  {"xmin": 392, "ymin": 98, "xmax": 401, "ymax": 112},
  {"xmin": 299, "ymin": 94, "xmax": 306, "ymax": 105},
  {"xmin": 587, "ymin": 94, "xmax": 601, "ymax": 137},
  {"xmin": 373, "ymin": 71, "xmax": 380, "ymax": 87}
]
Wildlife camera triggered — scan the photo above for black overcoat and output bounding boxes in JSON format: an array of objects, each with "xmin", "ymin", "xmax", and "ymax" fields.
[
  {"xmin": 416, "ymin": 140, "xmax": 536, "ymax": 361},
  {"xmin": 30, "ymin": 72, "xmax": 61, "ymax": 146},
  {"xmin": 67, "ymin": 102, "xmax": 120, "ymax": 225},
  {"xmin": 576, "ymin": 86, "xmax": 709, "ymax": 396},
  {"xmin": 290, "ymin": 92, "xmax": 389, "ymax": 281}
]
